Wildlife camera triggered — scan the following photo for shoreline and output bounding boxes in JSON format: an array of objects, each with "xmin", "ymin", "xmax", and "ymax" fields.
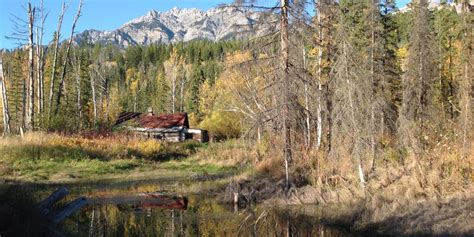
[{"xmin": 219, "ymin": 170, "xmax": 474, "ymax": 236}]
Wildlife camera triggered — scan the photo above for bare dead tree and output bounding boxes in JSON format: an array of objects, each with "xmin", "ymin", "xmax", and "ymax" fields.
[
  {"xmin": 55, "ymin": 0, "xmax": 83, "ymax": 115},
  {"xmin": 302, "ymin": 46, "xmax": 311, "ymax": 147},
  {"xmin": 398, "ymin": 0, "xmax": 439, "ymax": 186},
  {"xmin": 369, "ymin": 0, "xmax": 377, "ymax": 170},
  {"xmin": 0, "ymin": 58, "xmax": 11, "ymax": 136},
  {"xmin": 312, "ymin": 0, "xmax": 337, "ymax": 153},
  {"xmin": 329, "ymin": 0, "xmax": 393, "ymax": 189},
  {"xmin": 71, "ymin": 49, "xmax": 83, "ymax": 128},
  {"xmin": 48, "ymin": 2, "xmax": 67, "ymax": 118},
  {"xmin": 224, "ymin": 57, "xmax": 275, "ymax": 140},
  {"xmin": 179, "ymin": 65, "xmax": 190, "ymax": 112},
  {"xmin": 25, "ymin": 2, "xmax": 35, "ymax": 131},
  {"xmin": 313, "ymin": 0, "xmax": 336, "ymax": 150},
  {"xmin": 280, "ymin": 0, "xmax": 292, "ymax": 188},
  {"xmin": 21, "ymin": 58, "xmax": 27, "ymax": 135},
  {"xmin": 89, "ymin": 69, "xmax": 98, "ymax": 127},
  {"xmin": 164, "ymin": 49, "xmax": 183, "ymax": 114},
  {"xmin": 36, "ymin": 0, "xmax": 47, "ymax": 116},
  {"xmin": 89, "ymin": 48, "xmax": 114, "ymax": 126},
  {"xmin": 330, "ymin": 27, "xmax": 370, "ymax": 189},
  {"xmin": 224, "ymin": 0, "xmax": 314, "ymax": 188},
  {"xmin": 90, "ymin": 65, "xmax": 106, "ymax": 124},
  {"xmin": 4, "ymin": 4, "xmax": 31, "ymax": 134},
  {"xmin": 366, "ymin": 0, "xmax": 388, "ymax": 172},
  {"xmin": 315, "ymin": 1, "xmax": 324, "ymax": 150}
]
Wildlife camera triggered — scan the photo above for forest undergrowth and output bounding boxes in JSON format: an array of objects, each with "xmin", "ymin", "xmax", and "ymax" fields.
[{"xmin": 228, "ymin": 136, "xmax": 473, "ymax": 236}]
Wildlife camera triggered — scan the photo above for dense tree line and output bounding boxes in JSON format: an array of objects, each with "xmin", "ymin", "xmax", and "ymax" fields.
[
  {"xmin": 1, "ymin": 35, "xmax": 242, "ymax": 131},
  {"xmin": 0, "ymin": 0, "xmax": 471, "ymax": 187}
]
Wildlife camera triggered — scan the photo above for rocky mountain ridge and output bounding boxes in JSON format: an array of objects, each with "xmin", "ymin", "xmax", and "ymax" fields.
[{"xmin": 75, "ymin": 6, "xmax": 271, "ymax": 47}]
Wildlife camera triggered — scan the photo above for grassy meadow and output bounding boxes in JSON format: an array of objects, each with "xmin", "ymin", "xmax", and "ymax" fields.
[{"xmin": 0, "ymin": 133, "xmax": 251, "ymax": 183}]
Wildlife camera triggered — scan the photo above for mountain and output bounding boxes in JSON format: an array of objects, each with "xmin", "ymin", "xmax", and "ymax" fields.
[
  {"xmin": 74, "ymin": 7, "xmax": 272, "ymax": 47},
  {"xmin": 398, "ymin": 1, "xmax": 465, "ymax": 13}
]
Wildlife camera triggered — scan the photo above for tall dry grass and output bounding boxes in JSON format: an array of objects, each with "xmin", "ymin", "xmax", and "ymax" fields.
[
  {"xmin": 246, "ymin": 135, "xmax": 473, "ymax": 235},
  {"xmin": 0, "ymin": 132, "xmax": 164, "ymax": 160},
  {"xmin": 245, "ymin": 134, "xmax": 472, "ymax": 205},
  {"xmin": 0, "ymin": 132, "xmax": 188, "ymax": 182},
  {"xmin": 0, "ymin": 132, "xmax": 253, "ymax": 182}
]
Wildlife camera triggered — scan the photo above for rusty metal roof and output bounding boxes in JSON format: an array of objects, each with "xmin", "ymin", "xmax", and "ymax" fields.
[
  {"xmin": 115, "ymin": 111, "xmax": 141, "ymax": 125},
  {"xmin": 138, "ymin": 112, "xmax": 189, "ymax": 129},
  {"xmin": 115, "ymin": 111, "xmax": 189, "ymax": 129}
]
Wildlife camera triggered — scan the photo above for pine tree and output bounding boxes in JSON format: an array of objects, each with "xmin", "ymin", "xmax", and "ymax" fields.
[
  {"xmin": 330, "ymin": 0, "xmax": 374, "ymax": 188},
  {"xmin": 380, "ymin": 0, "xmax": 401, "ymax": 135},
  {"xmin": 398, "ymin": 0, "xmax": 439, "ymax": 184},
  {"xmin": 364, "ymin": 0, "xmax": 389, "ymax": 171},
  {"xmin": 187, "ymin": 64, "xmax": 205, "ymax": 114},
  {"xmin": 434, "ymin": 6, "xmax": 459, "ymax": 120}
]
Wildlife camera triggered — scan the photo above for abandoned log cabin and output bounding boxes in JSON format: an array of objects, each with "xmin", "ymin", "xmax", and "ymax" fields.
[{"xmin": 114, "ymin": 108, "xmax": 208, "ymax": 142}]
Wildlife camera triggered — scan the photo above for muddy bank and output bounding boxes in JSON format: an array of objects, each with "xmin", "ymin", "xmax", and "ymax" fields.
[{"xmin": 219, "ymin": 172, "xmax": 473, "ymax": 236}]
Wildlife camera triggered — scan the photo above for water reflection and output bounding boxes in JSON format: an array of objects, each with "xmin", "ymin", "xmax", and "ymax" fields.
[{"xmin": 62, "ymin": 193, "xmax": 353, "ymax": 237}]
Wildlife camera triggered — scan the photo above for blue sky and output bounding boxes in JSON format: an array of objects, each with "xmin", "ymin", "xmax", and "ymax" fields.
[{"xmin": 0, "ymin": 0, "xmax": 411, "ymax": 49}]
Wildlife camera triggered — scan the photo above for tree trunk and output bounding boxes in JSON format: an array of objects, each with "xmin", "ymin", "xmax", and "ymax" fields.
[
  {"xmin": 459, "ymin": 1, "xmax": 471, "ymax": 159},
  {"xmin": 55, "ymin": 0, "xmax": 83, "ymax": 115},
  {"xmin": 90, "ymin": 71, "xmax": 97, "ymax": 127},
  {"xmin": 325, "ymin": 4, "xmax": 333, "ymax": 155},
  {"xmin": 180, "ymin": 76, "xmax": 185, "ymax": 112},
  {"xmin": 73, "ymin": 53, "xmax": 82, "ymax": 128},
  {"xmin": 369, "ymin": 1, "xmax": 376, "ymax": 171},
  {"xmin": 0, "ymin": 59, "xmax": 11, "ymax": 136},
  {"xmin": 26, "ymin": 3, "xmax": 35, "ymax": 131},
  {"xmin": 36, "ymin": 0, "xmax": 46, "ymax": 116},
  {"xmin": 325, "ymin": 66, "xmax": 333, "ymax": 155},
  {"xmin": 316, "ymin": 1, "xmax": 324, "ymax": 150},
  {"xmin": 172, "ymin": 76, "xmax": 176, "ymax": 113},
  {"xmin": 22, "ymin": 69, "xmax": 27, "ymax": 131},
  {"xmin": 303, "ymin": 47, "xmax": 311, "ymax": 148},
  {"xmin": 104, "ymin": 74, "xmax": 110, "ymax": 124},
  {"xmin": 281, "ymin": 0, "xmax": 292, "ymax": 188},
  {"xmin": 344, "ymin": 42, "xmax": 365, "ymax": 189},
  {"xmin": 48, "ymin": 2, "xmax": 66, "ymax": 118}
]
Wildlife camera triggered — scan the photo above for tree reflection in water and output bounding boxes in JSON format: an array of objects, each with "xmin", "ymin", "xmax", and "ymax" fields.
[{"xmin": 63, "ymin": 195, "xmax": 353, "ymax": 237}]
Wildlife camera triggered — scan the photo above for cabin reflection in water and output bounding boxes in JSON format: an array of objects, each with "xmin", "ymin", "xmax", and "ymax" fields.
[{"xmin": 65, "ymin": 196, "xmax": 353, "ymax": 237}]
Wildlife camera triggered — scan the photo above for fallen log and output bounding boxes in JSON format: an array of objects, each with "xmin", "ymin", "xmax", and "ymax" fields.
[
  {"xmin": 38, "ymin": 187, "xmax": 68, "ymax": 215},
  {"xmin": 37, "ymin": 187, "xmax": 88, "ymax": 236},
  {"xmin": 47, "ymin": 197, "xmax": 88, "ymax": 224}
]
